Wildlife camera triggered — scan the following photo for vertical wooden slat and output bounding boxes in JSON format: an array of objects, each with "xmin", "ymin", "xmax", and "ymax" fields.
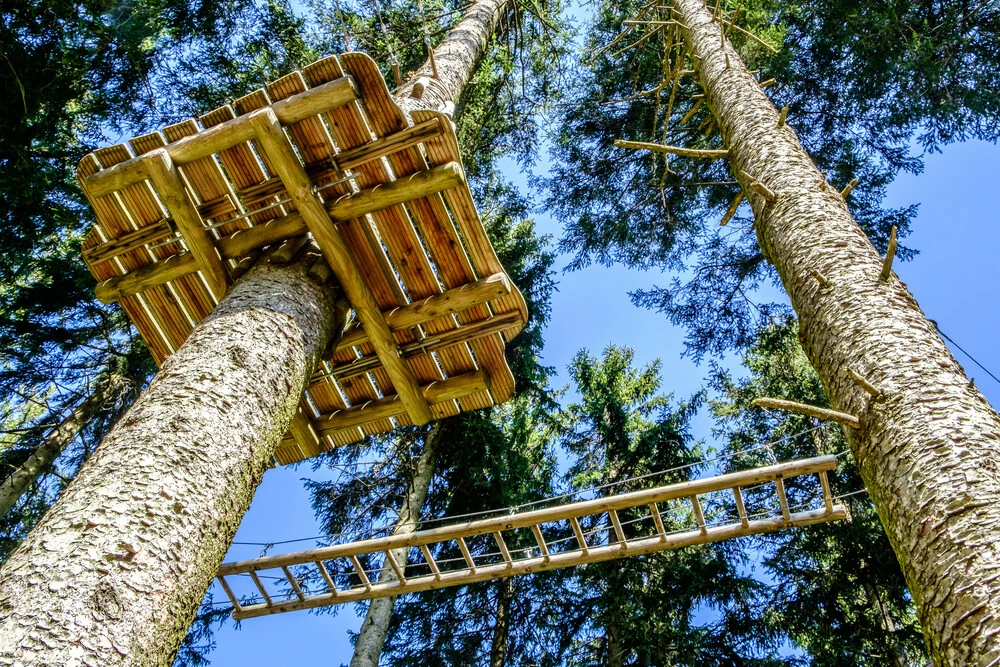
[
  {"xmin": 690, "ymin": 495, "xmax": 708, "ymax": 534},
  {"xmin": 530, "ymin": 524, "xmax": 550, "ymax": 561},
  {"xmin": 419, "ymin": 544, "xmax": 441, "ymax": 579},
  {"xmin": 775, "ymin": 478, "xmax": 791, "ymax": 521},
  {"xmin": 649, "ymin": 502, "xmax": 666, "ymax": 538},
  {"xmin": 314, "ymin": 560, "xmax": 339, "ymax": 596},
  {"xmin": 216, "ymin": 575, "xmax": 243, "ymax": 614},
  {"xmin": 248, "ymin": 571, "xmax": 273, "ymax": 606},
  {"xmin": 457, "ymin": 536, "xmax": 477, "ymax": 573},
  {"xmin": 493, "ymin": 531, "xmax": 513, "ymax": 566},
  {"xmin": 819, "ymin": 470, "xmax": 834, "ymax": 514},
  {"xmin": 570, "ymin": 516, "xmax": 590, "ymax": 555},
  {"xmin": 282, "ymin": 566, "xmax": 306, "ymax": 601},
  {"xmin": 732, "ymin": 486, "xmax": 750, "ymax": 528},
  {"xmin": 350, "ymin": 555, "xmax": 372, "ymax": 591},
  {"xmin": 384, "ymin": 549, "xmax": 407, "ymax": 584},
  {"xmin": 609, "ymin": 509, "xmax": 627, "ymax": 545}
]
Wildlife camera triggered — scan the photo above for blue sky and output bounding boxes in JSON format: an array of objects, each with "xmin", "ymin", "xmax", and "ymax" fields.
[{"xmin": 201, "ymin": 137, "xmax": 999, "ymax": 664}]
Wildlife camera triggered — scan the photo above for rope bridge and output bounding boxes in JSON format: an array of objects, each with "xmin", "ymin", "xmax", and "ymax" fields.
[{"xmin": 216, "ymin": 454, "xmax": 846, "ymax": 619}]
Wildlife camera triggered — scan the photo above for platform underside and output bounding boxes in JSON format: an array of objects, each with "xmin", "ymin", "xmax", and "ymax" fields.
[{"xmin": 78, "ymin": 53, "xmax": 527, "ymax": 465}]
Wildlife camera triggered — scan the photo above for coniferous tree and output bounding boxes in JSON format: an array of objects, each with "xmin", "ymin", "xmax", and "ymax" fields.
[{"xmin": 711, "ymin": 320, "xmax": 927, "ymax": 665}]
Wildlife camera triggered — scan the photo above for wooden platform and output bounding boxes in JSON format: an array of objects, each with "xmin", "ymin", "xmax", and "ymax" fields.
[
  {"xmin": 216, "ymin": 455, "xmax": 846, "ymax": 618},
  {"xmin": 77, "ymin": 53, "xmax": 527, "ymax": 466}
]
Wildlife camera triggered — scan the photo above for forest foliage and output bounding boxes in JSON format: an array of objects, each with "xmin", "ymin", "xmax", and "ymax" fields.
[{"xmin": 2, "ymin": 0, "xmax": 998, "ymax": 663}]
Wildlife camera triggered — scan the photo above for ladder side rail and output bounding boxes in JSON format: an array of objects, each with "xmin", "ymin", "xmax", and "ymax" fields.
[{"xmin": 218, "ymin": 455, "xmax": 839, "ymax": 576}]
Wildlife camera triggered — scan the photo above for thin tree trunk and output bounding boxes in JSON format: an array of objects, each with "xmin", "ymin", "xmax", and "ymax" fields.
[
  {"xmin": 348, "ymin": 2, "xmax": 514, "ymax": 664},
  {"xmin": 672, "ymin": 0, "xmax": 1000, "ymax": 662},
  {"xmin": 489, "ymin": 576, "xmax": 515, "ymax": 667},
  {"xmin": 349, "ymin": 422, "xmax": 444, "ymax": 667},
  {"xmin": 0, "ymin": 254, "xmax": 347, "ymax": 666},
  {"xmin": 0, "ymin": 374, "xmax": 122, "ymax": 519}
]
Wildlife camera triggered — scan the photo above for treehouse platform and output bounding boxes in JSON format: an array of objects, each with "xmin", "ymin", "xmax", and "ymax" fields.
[{"xmin": 77, "ymin": 53, "xmax": 527, "ymax": 466}]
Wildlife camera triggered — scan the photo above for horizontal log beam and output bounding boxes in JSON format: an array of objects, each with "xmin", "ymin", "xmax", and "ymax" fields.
[
  {"xmin": 92, "ymin": 163, "xmax": 465, "ymax": 303},
  {"xmin": 83, "ymin": 219, "xmax": 174, "ymax": 265},
  {"xmin": 332, "ymin": 118, "xmax": 443, "ymax": 172},
  {"xmin": 335, "ymin": 272, "xmax": 512, "ymax": 351},
  {"xmin": 316, "ymin": 311, "xmax": 521, "ymax": 385},
  {"xmin": 315, "ymin": 370, "xmax": 491, "ymax": 433},
  {"xmin": 83, "ymin": 76, "xmax": 358, "ymax": 197}
]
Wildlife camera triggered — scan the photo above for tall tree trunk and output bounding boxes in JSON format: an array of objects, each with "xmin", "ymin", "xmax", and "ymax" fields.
[
  {"xmin": 489, "ymin": 576, "xmax": 515, "ymax": 667},
  {"xmin": 0, "ymin": 254, "xmax": 347, "ymax": 666},
  {"xmin": 349, "ymin": 422, "xmax": 443, "ymax": 667},
  {"xmin": 394, "ymin": 0, "xmax": 511, "ymax": 113},
  {"xmin": 672, "ymin": 0, "xmax": 1000, "ymax": 662},
  {"xmin": 0, "ymin": 373, "xmax": 122, "ymax": 519}
]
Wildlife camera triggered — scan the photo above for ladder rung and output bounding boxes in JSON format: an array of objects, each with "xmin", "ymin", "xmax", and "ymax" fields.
[
  {"xmin": 732, "ymin": 486, "xmax": 749, "ymax": 528},
  {"xmin": 819, "ymin": 470, "xmax": 834, "ymax": 514},
  {"xmin": 609, "ymin": 509, "xmax": 627, "ymax": 546},
  {"xmin": 314, "ymin": 560, "xmax": 338, "ymax": 596},
  {"xmin": 282, "ymin": 566, "xmax": 305, "ymax": 601},
  {"xmin": 530, "ymin": 524, "xmax": 550, "ymax": 560},
  {"xmin": 493, "ymin": 531, "xmax": 513, "ymax": 566},
  {"xmin": 648, "ymin": 503, "xmax": 666, "ymax": 538},
  {"xmin": 569, "ymin": 516, "xmax": 590, "ymax": 554},
  {"xmin": 384, "ymin": 550, "xmax": 407, "ymax": 585},
  {"xmin": 457, "ymin": 536, "xmax": 477, "ymax": 573},
  {"xmin": 419, "ymin": 544, "xmax": 441, "ymax": 579},
  {"xmin": 249, "ymin": 571, "xmax": 272, "ymax": 606},
  {"xmin": 775, "ymin": 478, "xmax": 791, "ymax": 521},
  {"xmin": 350, "ymin": 554, "xmax": 372, "ymax": 590},
  {"xmin": 216, "ymin": 575, "xmax": 243, "ymax": 613},
  {"xmin": 690, "ymin": 495, "xmax": 707, "ymax": 535}
]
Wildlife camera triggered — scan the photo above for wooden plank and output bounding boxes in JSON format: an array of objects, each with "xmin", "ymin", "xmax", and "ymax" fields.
[
  {"xmin": 457, "ymin": 536, "xmax": 477, "ymax": 573},
  {"xmin": 82, "ymin": 76, "xmax": 358, "ymax": 195},
  {"xmin": 93, "ymin": 166, "xmax": 466, "ymax": 303},
  {"xmin": 315, "ymin": 370, "xmax": 490, "ymax": 433},
  {"xmin": 142, "ymin": 149, "xmax": 229, "ymax": 301},
  {"xmin": 248, "ymin": 108, "xmax": 433, "ymax": 426}
]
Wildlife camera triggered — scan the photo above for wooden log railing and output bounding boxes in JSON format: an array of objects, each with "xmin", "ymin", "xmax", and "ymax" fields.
[{"xmin": 216, "ymin": 455, "xmax": 847, "ymax": 619}]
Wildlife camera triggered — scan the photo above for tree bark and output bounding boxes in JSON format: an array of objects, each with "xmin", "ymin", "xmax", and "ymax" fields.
[
  {"xmin": 0, "ymin": 254, "xmax": 346, "ymax": 666},
  {"xmin": 489, "ymin": 576, "xmax": 514, "ymax": 667},
  {"xmin": 349, "ymin": 422, "xmax": 443, "ymax": 667},
  {"xmin": 0, "ymin": 374, "xmax": 122, "ymax": 519},
  {"xmin": 394, "ymin": 0, "xmax": 511, "ymax": 114},
  {"xmin": 672, "ymin": 0, "xmax": 1000, "ymax": 662}
]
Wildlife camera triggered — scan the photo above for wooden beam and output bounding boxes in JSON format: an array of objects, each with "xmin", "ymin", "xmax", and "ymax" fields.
[
  {"xmin": 751, "ymin": 397, "xmax": 862, "ymax": 429},
  {"xmin": 315, "ymin": 370, "xmax": 491, "ymax": 433},
  {"xmin": 83, "ymin": 219, "xmax": 173, "ymax": 265},
  {"xmin": 287, "ymin": 405, "xmax": 323, "ymax": 459},
  {"xmin": 83, "ymin": 76, "xmax": 358, "ymax": 197},
  {"xmin": 317, "ymin": 312, "xmax": 520, "ymax": 384},
  {"xmin": 248, "ymin": 107, "xmax": 433, "ymax": 426},
  {"xmin": 143, "ymin": 149, "xmax": 229, "ymax": 301},
  {"xmin": 333, "ymin": 118, "xmax": 443, "ymax": 172},
  {"xmin": 92, "ymin": 163, "xmax": 465, "ymax": 303},
  {"xmin": 335, "ymin": 273, "xmax": 513, "ymax": 350}
]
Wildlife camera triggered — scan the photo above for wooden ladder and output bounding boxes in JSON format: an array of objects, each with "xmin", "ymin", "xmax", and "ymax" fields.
[{"xmin": 217, "ymin": 455, "xmax": 845, "ymax": 619}]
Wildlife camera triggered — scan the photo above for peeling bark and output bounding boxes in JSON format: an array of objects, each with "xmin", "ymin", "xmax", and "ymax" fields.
[
  {"xmin": 672, "ymin": 0, "xmax": 1000, "ymax": 662},
  {"xmin": 0, "ymin": 374, "xmax": 122, "ymax": 519},
  {"xmin": 394, "ymin": 0, "xmax": 512, "ymax": 115},
  {"xmin": 0, "ymin": 256, "xmax": 346, "ymax": 666},
  {"xmin": 349, "ymin": 423, "xmax": 443, "ymax": 667}
]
